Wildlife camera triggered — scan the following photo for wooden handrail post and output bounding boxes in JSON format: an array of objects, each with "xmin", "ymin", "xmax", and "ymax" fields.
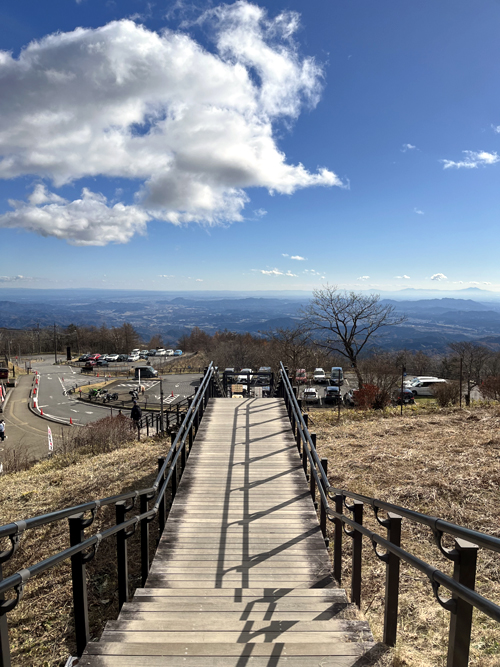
[
  {"xmin": 68, "ymin": 513, "xmax": 90, "ymax": 657},
  {"xmin": 309, "ymin": 433, "xmax": 317, "ymax": 506},
  {"xmin": 447, "ymin": 539, "xmax": 478, "ymax": 667},
  {"xmin": 115, "ymin": 501, "xmax": 129, "ymax": 611},
  {"xmin": 333, "ymin": 493, "xmax": 343, "ymax": 585},
  {"xmin": 351, "ymin": 501, "xmax": 363, "ymax": 608},
  {"xmin": 140, "ymin": 493, "xmax": 150, "ymax": 587},
  {"xmin": 157, "ymin": 457, "xmax": 166, "ymax": 541},
  {"xmin": 302, "ymin": 414, "xmax": 309, "ymax": 477},
  {"xmin": 320, "ymin": 457, "xmax": 329, "ymax": 546},
  {"xmin": 383, "ymin": 513, "xmax": 402, "ymax": 646}
]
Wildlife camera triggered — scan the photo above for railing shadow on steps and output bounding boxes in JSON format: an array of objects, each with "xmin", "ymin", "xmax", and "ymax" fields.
[
  {"xmin": 275, "ymin": 361, "xmax": 500, "ymax": 667},
  {"xmin": 0, "ymin": 363, "xmax": 224, "ymax": 667}
]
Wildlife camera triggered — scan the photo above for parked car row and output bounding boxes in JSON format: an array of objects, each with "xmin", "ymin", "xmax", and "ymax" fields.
[
  {"xmin": 77, "ymin": 349, "xmax": 183, "ymax": 364},
  {"xmin": 295, "ymin": 367, "xmax": 344, "ymax": 386}
]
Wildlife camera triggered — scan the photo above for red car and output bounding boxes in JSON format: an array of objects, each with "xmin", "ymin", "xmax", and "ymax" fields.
[{"xmin": 87, "ymin": 354, "xmax": 101, "ymax": 361}]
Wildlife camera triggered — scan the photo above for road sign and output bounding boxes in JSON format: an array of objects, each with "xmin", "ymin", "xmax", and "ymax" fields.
[{"xmin": 48, "ymin": 426, "xmax": 53, "ymax": 452}]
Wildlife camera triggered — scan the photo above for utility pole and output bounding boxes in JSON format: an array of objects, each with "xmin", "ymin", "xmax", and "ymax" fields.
[{"xmin": 54, "ymin": 323, "xmax": 58, "ymax": 364}]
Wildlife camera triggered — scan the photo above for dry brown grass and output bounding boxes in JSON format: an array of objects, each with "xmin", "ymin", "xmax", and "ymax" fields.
[
  {"xmin": 0, "ymin": 435, "xmax": 170, "ymax": 666},
  {"xmin": 312, "ymin": 405, "xmax": 500, "ymax": 666}
]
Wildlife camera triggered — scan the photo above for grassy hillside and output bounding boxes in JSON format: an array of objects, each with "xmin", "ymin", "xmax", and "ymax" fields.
[
  {"xmin": 313, "ymin": 405, "xmax": 500, "ymax": 667},
  {"xmin": 0, "ymin": 433, "xmax": 169, "ymax": 666}
]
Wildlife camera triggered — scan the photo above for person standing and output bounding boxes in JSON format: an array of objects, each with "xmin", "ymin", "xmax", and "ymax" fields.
[
  {"xmin": 130, "ymin": 401, "xmax": 142, "ymax": 440},
  {"xmin": 0, "ymin": 419, "xmax": 5, "ymax": 441}
]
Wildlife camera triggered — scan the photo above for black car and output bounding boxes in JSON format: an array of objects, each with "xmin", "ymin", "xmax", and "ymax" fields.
[
  {"xmin": 96, "ymin": 359, "xmax": 109, "ymax": 367},
  {"xmin": 117, "ymin": 354, "xmax": 128, "ymax": 362},
  {"xmin": 78, "ymin": 354, "xmax": 90, "ymax": 362}
]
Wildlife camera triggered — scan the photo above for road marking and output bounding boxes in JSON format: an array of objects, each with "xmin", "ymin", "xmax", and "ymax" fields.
[
  {"xmin": 70, "ymin": 409, "xmax": 79, "ymax": 413},
  {"xmin": 85, "ymin": 411, "xmax": 94, "ymax": 414}
]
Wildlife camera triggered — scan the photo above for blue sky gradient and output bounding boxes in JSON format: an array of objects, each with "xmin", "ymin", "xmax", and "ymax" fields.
[{"xmin": 0, "ymin": 0, "xmax": 499, "ymax": 292}]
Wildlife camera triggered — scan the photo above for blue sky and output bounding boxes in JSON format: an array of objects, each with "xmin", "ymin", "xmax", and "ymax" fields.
[{"xmin": 0, "ymin": 0, "xmax": 499, "ymax": 292}]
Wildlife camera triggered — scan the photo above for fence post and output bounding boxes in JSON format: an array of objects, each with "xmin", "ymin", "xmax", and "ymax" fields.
[
  {"xmin": 188, "ymin": 423, "xmax": 193, "ymax": 454},
  {"xmin": 320, "ymin": 457, "xmax": 329, "ymax": 546},
  {"xmin": 351, "ymin": 501, "xmax": 363, "ymax": 608},
  {"xmin": 446, "ymin": 539, "xmax": 479, "ymax": 667},
  {"xmin": 309, "ymin": 433, "xmax": 317, "ymax": 506},
  {"xmin": 68, "ymin": 514, "xmax": 90, "ymax": 657},
  {"xmin": 302, "ymin": 414, "xmax": 309, "ymax": 477},
  {"xmin": 0, "ymin": 563, "xmax": 11, "ymax": 667},
  {"xmin": 333, "ymin": 493, "xmax": 343, "ymax": 584},
  {"xmin": 383, "ymin": 513, "xmax": 402, "ymax": 646},
  {"xmin": 157, "ymin": 457, "xmax": 166, "ymax": 540},
  {"xmin": 140, "ymin": 493, "xmax": 150, "ymax": 587},
  {"xmin": 180, "ymin": 430, "xmax": 186, "ymax": 474},
  {"xmin": 171, "ymin": 432, "xmax": 178, "ymax": 503},
  {"xmin": 115, "ymin": 501, "xmax": 129, "ymax": 610},
  {"xmin": 296, "ymin": 417, "xmax": 301, "ymax": 454}
]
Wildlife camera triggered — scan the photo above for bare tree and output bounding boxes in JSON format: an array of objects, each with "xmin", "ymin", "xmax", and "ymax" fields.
[
  {"xmin": 263, "ymin": 323, "xmax": 313, "ymax": 375},
  {"xmin": 302, "ymin": 285, "xmax": 406, "ymax": 388},
  {"xmin": 448, "ymin": 342, "xmax": 490, "ymax": 406}
]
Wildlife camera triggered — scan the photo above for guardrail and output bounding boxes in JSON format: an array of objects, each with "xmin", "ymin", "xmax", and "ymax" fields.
[
  {"xmin": 0, "ymin": 364, "xmax": 220, "ymax": 666},
  {"xmin": 276, "ymin": 361, "xmax": 500, "ymax": 667}
]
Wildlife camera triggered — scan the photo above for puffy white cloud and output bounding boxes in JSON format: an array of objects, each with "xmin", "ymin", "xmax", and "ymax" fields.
[
  {"xmin": 414, "ymin": 208, "xmax": 424, "ymax": 215},
  {"xmin": 290, "ymin": 255, "xmax": 306, "ymax": 260},
  {"xmin": 261, "ymin": 268, "xmax": 283, "ymax": 275},
  {"xmin": 0, "ymin": 5, "xmax": 342, "ymax": 244},
  {"xmin": 285, "ymin": 270, "xmax": 297, "ymax": 277},
  {"xmin": 395, "ymin": 275, "xmax": 411, "ymax": 279},
  {"xmin": 0, "ymin": 186, "xmax": 149, "ymax": 245},
  {"xmin": 492, "ymin": 125, "xmax": 500, "ymax": 134},
  {"xmin": 442, "ymin": 151, "xmax": 499, "ymax": 169},
  {"xmin": 401, "ymin": 143, "xmax": 417, "ymax": 152},
  {"xmin": 430, "ymin": 273, "xmax": 447, "ymax": 281},
  {"xmin": 195, "ymin": 278, "xmax": 203, "ymax": 282},
  {"xmin": 281, "ymin": 253, "xmax": 289, "ymax": 257}
]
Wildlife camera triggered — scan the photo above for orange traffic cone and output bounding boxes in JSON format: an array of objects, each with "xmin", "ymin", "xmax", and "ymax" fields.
[
  {"xmin": 35, "ymin": 379, "xmax": 38, "ymax": 385},
  {"xmin": 70, "ymin": 418, "xmax": 73, "ymax": 425},
  {"xmin": 40, "ymin": 409, "xmax": 43, "ymax": 415},
  {"xmin": 171, "ymin": 391, "xmax": 174, "ymax": 397},
  {"xmin": 33, "ymin": 388, "xmax": 36, "ymax": 395}
]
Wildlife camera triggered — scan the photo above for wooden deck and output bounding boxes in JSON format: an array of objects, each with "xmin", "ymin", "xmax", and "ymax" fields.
[{"xmin": 81, "ymin": 397, "xmax": 374, "ymax": 665}]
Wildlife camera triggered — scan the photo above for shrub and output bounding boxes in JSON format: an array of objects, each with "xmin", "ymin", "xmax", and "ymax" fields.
[
  {"xmin": 433, "ymin": 381, "xmax": 460, "ymax": 407},
  {"xmin": 480, "ymin": 375, "xmax": 500, "ymax": 401},
  {"xmin": 354, "ymin": 384, "xmax": 390, "ymax": 410},
  {"xmin": 58, "ymin": 414, "xmax": 135, "ymax": 456}
]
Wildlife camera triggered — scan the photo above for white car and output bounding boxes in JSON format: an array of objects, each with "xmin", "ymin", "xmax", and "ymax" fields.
[
  {"xmin": 107, "ymin": 354, "xmax": 119, "ymax": 362},
  {"xmin": 128, "ymin": 354, "xmax": 140, "ymax": 362},
  {"xmin": 131, "ymin": 348, "xmax": 140, "ymax": 356},
  {"xmin": 156, "ymin": 349, "xmax": 167, "ymax": 356},
  {"xmin": 166, "ymin": 349, "xmax": 175, "ymax": 356},
  {"xmin": 313, "ymin": 368, "xmax": 326, "ymax": 383},
  {"xmin": 303, "ymin": 387, "xmax": 320, "ymax": 403},
  {"xmin": 404, "ymin": 376, "xmax": 439, "ymax": 388},
  {"xmin": 411, "ymin": 379, "xmax": 447, "ymax": 396},
  {"xmin": 237, "ymin": 368, "xmax": 253, "ymax": 383}
]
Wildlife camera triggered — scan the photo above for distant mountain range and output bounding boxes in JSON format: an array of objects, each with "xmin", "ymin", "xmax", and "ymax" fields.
[{"xmin": 2, "ymin": 288, "xmax": 500, "ymax": 352}]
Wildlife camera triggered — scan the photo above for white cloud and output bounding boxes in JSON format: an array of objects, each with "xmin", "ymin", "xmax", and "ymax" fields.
[
  {"xmin": 431, "ymin": 273, "xmax": 447, "ymax": 281},
  {"xmin": 281, "ymin": 253, "xmax": 289, "ymax": 257},
  {"xmin": 492, "ymin": 125, "xmax": 500, "ymax": 134},
  {"xmin": 290, "ymin": 255, "xmax": 306, "ymax": 260},
  {"xmin": 0, "ymin": 275, "xmax": 33, "ymax": 282},
  {"xmin": 414, "ymin": 208, "xmax": 424, "ymax": 215},
  {"xmin": 253, "ymin": 208, "xmax": 267, "ymax": 217},
  {"xmin": 195, "ymin": 278, "xmax": 203, "ymax": 282},
  {"xmin": 285, "ymin": 270, "xmax": 297, "ymax": 277},
  {"xmin": 0, "ymin": 186, "xmax": 149, "ymax": 246},
  {"xmin": 401, "ymin": 143, "xmax": 417, "ymax": 152},
  {"xmin": 484, "ymin": 282, "xmax": 492, "ymax": 285},
  {"xmin": 261, "ymin": 268, "xmax": 283, "ymax": 275},
  {"xmin": 442, "ymin": 150, "xmax": 499, "ymax": 169},
  {"xmin": 158, "ymin": 274, "xmax": 175, "ymax": 278},
  {"xmin": 0, "ymin": 7, "xmax": 343, "ymax": 244},
  {"xmin": 395, "ymin": 275, "xmax": 411, "ymax": 280},
  {"xmin": 357, "ymin": 275, "xmax": 370, "ymax": 281}
]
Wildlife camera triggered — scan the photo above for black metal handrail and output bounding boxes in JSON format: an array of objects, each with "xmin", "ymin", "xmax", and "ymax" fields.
[
  {"xmin": 277, "ymin": 361, "xmax": 500, "ymax": 667},
  {"xmin": 0, "ymin": 363, "xmax": 217, "ymax": 665}
]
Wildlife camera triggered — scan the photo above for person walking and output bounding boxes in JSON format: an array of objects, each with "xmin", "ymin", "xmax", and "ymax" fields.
[
  {"xmin": 0, "ymin": 419, "xmax": 5, "ymax": 441},
  {"xmin": 130, "ymin": 400, "xmax": 142, "ymax": 440}
]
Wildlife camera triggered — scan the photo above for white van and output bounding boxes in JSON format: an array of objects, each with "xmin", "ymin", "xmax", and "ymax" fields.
[{"xmin": 411, "ymin": 379, "xmax": 447, "ymax": 396}]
